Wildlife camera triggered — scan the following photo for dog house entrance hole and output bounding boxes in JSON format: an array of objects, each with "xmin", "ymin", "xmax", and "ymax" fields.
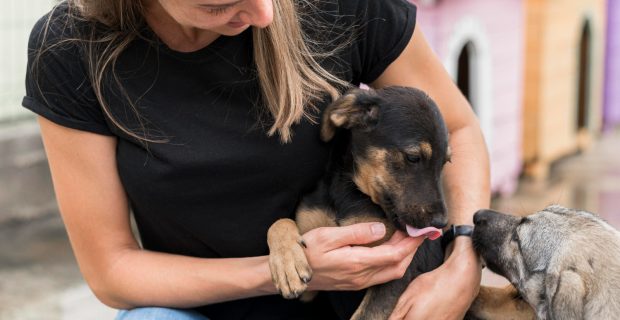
[
  {"xmin": 457, "ymin": 41, "xmax": 478, "ymax": 114},
  {"xmin": 577, "ymin": 20, "xmax": 592, "ymax": 132}
]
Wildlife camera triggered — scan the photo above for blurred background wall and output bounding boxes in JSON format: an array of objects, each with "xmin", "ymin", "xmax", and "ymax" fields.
[
  {"xmin": 1, "ymin": 0, "xmax": 57, "ymax": 224},
  {"xmin": 604, "ymin": 0, "xmax": 620, "ymax": 131}
]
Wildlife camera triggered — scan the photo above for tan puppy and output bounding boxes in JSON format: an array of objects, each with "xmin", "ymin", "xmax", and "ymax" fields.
[{"xmin": 468, "ymin": 205, "xmax": 620, "ymax": 320}]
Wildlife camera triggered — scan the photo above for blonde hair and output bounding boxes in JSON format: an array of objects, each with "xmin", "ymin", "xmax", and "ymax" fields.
[{"xmin": 37, "ymin": 0, "xmax": 351, "ymax": 143}]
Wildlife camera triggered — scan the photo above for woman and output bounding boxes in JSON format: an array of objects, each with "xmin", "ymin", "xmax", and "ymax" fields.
[{"xmin": 24, "ymin": 0, "xmax": 489, "ymax": 319}]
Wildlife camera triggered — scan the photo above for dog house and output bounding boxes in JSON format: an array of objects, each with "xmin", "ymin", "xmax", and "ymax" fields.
[
  {"xmin": 413, "ymin": 0, "xmax": 524, "ymax": 196},
  {"xmin": 522, "ymin": 0, "xmax": 606, "ymax": 179},
  {"xmin": 603, "ymin": 0, "xmax": 620, "ymax": 132}
]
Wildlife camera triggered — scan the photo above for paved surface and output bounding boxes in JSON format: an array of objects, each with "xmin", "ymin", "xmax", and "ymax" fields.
[
  {"xmin": 1, "ymin": 129, "xmax": 619, "ymax": 319},
  {"xmin": 0, "ymin": 215, "xmax": 116, "ymax": 320}
]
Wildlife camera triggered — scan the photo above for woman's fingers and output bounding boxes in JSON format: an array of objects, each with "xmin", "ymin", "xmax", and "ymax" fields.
[
  {"xmin": 348, "ymin": 238, "xmax": 424, "ymax": 288},
  {"xmin": 306, "ymin": 224, "xmax": 426, "ymax": 267},
  {"xmin": 302, "ymin": 223, "xmax": 434, "ymax": 291},
  {"xmin": 363, "ymin": 236, "xmax": 425, "ymax": 266},
  {"xmin": 306, "ymin": 222, "xmax": 387, "ymax": 251},
  {"xmin": 382, "ymin": 230, "xmax": 409, "ymax": 245}
]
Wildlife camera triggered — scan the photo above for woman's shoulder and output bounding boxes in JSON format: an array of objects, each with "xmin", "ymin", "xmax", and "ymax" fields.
[
  {"xmin": 303, "ymin": 0, "xmax": 415, "ymax": 39},
  {"xmin": 28, "ymin": 1, "xmax": 93, "ymax": 54},
  {"xmin": 334, "ymin": 0, "xmax": 415, "ymax": 19},
  {"xmin": 319, "ymin": 0, "xmax": 417, "ymax": 84}
]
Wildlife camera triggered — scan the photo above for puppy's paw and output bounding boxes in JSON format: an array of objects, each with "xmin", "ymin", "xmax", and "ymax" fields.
[
  {"xmin": 269, "ymin": 237, "xmax": 312, "ymax": 299},
  {"xmin": 267, "ymin": 219, "xmax": 313, "ymax": 299}
]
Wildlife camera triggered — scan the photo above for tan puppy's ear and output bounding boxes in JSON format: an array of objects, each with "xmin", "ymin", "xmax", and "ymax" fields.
[
  {"xmin": 320, "ymin": 88, "xmax": 380, "ymax": 142},
  {"xmin": 545, "ymin": 270, "xmax": 585, "ymax": 319}
]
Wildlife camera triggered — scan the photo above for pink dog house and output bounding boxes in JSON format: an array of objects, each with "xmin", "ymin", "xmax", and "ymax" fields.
[{"xmin": 412, "ymin": 0, "xmax": 524, "ymax": 196}]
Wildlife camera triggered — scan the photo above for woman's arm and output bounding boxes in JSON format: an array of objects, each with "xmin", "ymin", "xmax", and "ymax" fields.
[
  {"xmin": 38, "ymin": 116, "xmax": 425, "ymax": 310},
  {"xmin": 371, "ymin": 26, "xmax": 490, "ymax": 319},
  {"xmin": 38, "ymin": 116, "xmax": 277, "ymax": 309}
]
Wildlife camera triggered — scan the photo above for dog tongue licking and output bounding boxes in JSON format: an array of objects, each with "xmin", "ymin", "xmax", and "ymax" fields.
[{"xmin": 406, "ymin": 225, "xmax": 442, "ymax": 240}]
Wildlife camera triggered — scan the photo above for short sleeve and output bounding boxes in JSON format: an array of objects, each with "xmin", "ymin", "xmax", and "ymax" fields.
[
  {"xmin": 22, "ymin": 5, "xmax": 113, "ymax": 136},
  {"xmin": 341, "ymin": 0, "xmax": 417, "ymax": 84}
]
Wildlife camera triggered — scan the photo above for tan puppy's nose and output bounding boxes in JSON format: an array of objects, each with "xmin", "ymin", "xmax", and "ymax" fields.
[{"xmin": 473, "ymin": 209, "xmax": 501, "ymax": 227}]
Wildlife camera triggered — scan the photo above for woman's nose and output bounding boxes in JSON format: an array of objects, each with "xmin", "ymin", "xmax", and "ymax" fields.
[{"xmin": 238, "ymin": 0, "xmax": 274, "ymax": 28}]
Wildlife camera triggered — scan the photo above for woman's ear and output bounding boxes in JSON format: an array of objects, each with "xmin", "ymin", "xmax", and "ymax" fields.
[{"xmin": 320, "ymin": 88, "xmax": 380, "ymax": 142}]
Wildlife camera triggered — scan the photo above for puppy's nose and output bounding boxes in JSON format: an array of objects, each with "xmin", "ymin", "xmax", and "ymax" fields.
[
  {"xmin": 430, "ymin": 215, "xmax": 448, "ymax": 229},
  {"xmin": 473, "ymin": 209, "xmax": 497, "ymax": 226}
]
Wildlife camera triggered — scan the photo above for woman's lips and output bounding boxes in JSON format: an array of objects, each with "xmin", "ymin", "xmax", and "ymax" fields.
[{"xmin": 227, "ymin": 21, "xmax": 248, "ymax": 29}]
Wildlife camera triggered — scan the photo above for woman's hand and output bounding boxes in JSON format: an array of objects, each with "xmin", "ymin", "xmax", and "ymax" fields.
[
  {"xmin": 303, "ymin": 223, "xmax": 426, "ymax": 292},
  {"xmin": 389, "ymin": 237, "xmax": 482, "ymax": 320}
]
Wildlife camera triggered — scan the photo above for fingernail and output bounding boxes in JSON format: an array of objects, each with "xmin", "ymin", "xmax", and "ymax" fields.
[{"xmin": 371, "ymin": 223, "xmax": 385, "ymax": 236}]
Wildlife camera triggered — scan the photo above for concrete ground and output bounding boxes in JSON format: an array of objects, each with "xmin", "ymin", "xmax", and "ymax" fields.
[
  {"xmin": 0, "ymin": 214, "xmax": 117, "ymax": 319},
  {"xmin": 1, "ymin": 128, "xmax": 619, "ymax": 319}
]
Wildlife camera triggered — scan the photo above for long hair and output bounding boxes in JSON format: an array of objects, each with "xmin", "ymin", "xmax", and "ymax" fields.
[{"xmin": 35, "ymin": 0, "xmax": 351, "ymax": 143}]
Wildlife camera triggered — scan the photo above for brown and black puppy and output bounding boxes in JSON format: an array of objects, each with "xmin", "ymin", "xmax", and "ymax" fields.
[
  {"xmin": 267, "ymin": 86, "xmax": 451, "ymax": 319},
  {"xmin": 469, "ymin": 205, "xmax": 620, "ymax": 320}
]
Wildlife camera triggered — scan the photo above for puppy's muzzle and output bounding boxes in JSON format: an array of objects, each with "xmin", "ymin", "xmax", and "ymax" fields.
[
  {"xmin": 398, "ymin": 202, "xmax": 447, "ymax": 230},
  {"xmin": 473, "ymin": 209, "xmax": 504, "ymax": 227}
]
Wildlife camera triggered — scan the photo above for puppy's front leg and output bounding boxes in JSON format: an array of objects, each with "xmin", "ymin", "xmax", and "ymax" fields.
[
  {"xmin": 267, "ymin": 218, "xmax": 313, "ymax": 299},
  {"xmin": 465, "ymin": 285, "xmax": 536, "ymax": 320},
  {"xmin": 350, "ymin": 276, "xmax": 411, "ymax": 320},
  {"xmin": 350, "ymin": 239, "xmax": 444, "ymax": 320}
]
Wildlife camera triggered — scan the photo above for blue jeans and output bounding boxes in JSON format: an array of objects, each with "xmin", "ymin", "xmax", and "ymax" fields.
[{"xmin": 116, "ymin": 307, "xmax": 209, "ymax": 320}]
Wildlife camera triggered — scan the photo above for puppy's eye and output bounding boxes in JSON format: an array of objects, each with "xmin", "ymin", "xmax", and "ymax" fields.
[
  {"xmin": 406, "ymin": 154, "xmax": 421, "ymax": 164},
  {"xmin": 511, "ymin": 231, "xmax": 519, "ymax": 243}
]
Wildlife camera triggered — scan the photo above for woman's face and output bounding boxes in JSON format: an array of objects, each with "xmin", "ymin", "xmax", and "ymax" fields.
[{"xmin": 157, "ymin": 0, "xmax": 274, "ymax": 36}]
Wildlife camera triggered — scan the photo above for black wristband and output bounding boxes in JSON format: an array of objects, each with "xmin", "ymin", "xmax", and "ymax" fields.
[{"xmin": 441, "ymin": 224, "xmax": 474, "ymax": 251}]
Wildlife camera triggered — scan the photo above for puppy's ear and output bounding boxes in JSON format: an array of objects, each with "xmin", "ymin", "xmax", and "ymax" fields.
[
  {"xmin": 545, "ymin": 270, "xmax": 585, "ymax": 319},
  {"xmin": 320, "ymin": 88, "xmax": 380, "ymax": 141}
]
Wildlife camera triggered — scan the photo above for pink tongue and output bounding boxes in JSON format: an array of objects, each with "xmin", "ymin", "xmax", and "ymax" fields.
[{"xmin": 405, "ymin": 225, "xmax": 442, "ymax": 240}]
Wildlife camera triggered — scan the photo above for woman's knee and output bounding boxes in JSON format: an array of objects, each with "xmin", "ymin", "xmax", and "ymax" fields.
[{"xmin": 116, "ymin": 307, "xmax": 209, "ymax": 320}]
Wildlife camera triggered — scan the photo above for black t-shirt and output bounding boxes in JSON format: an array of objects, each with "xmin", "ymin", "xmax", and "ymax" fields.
[{"xmin": 23, "ymin": 1, "xmax": 417, "ymax": 319}]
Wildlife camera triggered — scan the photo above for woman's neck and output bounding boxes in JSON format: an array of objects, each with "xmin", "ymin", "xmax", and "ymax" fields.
[{"xmin": 143, "ymin": 1, "xmax": 220, "ymax": 52}]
